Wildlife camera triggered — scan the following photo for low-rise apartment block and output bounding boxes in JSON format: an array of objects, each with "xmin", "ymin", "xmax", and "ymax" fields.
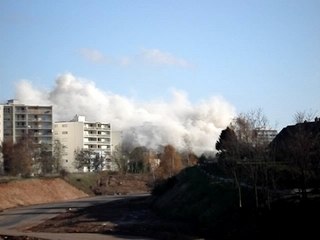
[{"xmin": 54, "ymin": 115, "xmax": 116, "ymax": 172}]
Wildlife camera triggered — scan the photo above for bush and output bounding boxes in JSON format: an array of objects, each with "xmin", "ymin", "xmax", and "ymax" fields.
[{"xmin": 152, "ymin": 175, "xmax": 177, "ymax": 196}]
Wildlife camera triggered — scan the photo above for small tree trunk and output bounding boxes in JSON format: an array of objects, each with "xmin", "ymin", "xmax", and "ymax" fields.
[{"xmin": 233, "ymin": 169, "xmax": 242, "ymax": 208}]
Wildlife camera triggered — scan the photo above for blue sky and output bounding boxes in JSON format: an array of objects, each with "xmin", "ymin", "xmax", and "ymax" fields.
[{"xmin": 1, "ymin": 0, "xmax": 320, "ymax": 129}]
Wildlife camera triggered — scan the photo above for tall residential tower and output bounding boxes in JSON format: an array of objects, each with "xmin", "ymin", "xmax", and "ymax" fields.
[{"xmin": 0, "ymin": 99, "xmax": 53, "ymax": 146}]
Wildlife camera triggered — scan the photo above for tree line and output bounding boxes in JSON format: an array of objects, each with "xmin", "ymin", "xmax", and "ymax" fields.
[
  {"xmin": 0, "ymin": 134, "xmax": 199, "ymax": 178},
  {"xmin": 1, "ymin": 107, "xmax": 319, "ymax": 202},
  {"xmin": 110, "ymin": 144, "xmax": 198, "ymax": 180},
  {"xmin": 1, "ymin": 135, "xmax": 64, "ymax": 177},
  {"xmin": 210, "ymin": 109, "xmax": 320, "ymax": 209}
]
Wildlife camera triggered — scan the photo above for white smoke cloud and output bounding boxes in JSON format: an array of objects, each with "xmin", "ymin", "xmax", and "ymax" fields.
[
  {"xmin": 15, "ymin": 80, "xmax": 51, "ymax": 105},
  {"xmin": 15, "ymin": 73, "xmax": 235, "ymax": 155}
]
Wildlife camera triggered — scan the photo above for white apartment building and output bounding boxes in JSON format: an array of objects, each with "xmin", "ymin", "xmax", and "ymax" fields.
[
  {"xmin": 0, "ymin": 99, "xmax": 53, "ymax": 145},
  {"xmin": 54, "ymin": 115, "xmax": 115, "ymax": 172},
  {"xmin": 0, "ymin": 105, "xmax": 3, "ymax": 144},
  {"xmin": 254, "ymin": 129, "xmax": 278, "ymax": 145},
  {"xmin": 0, "ymin": 100, "xmax": 53, "ymax": 175},
  {"xmin": 0, "ymin": 105, "xmax": 3, "ymax": 174}
]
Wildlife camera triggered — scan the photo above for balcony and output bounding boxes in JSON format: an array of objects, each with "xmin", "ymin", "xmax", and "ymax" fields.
[
  {"xmin": 33, "ymin": 131, "xmax": 53, "ymax": 137},
  {"xmin": 27, "ymin": 107, "xmax": 52, "ymax": 115},
  {"xmin": 84, "ymin": 124, "xmax": 111, "ymax": 131},
  {"xmin": 28, "ymin": 116, "xmax": 52, "ymax": 123},
  {"xmin": 14, "ymin": 109, "xmax": 27, "ymax": 114},
  {"xmin": 28, "ymin": 124, "xmax": 52, "ymax": 130}
]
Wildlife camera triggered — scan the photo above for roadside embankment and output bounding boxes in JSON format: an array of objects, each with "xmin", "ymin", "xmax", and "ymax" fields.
[
  {"xmin": 151, "ymin": 166, "xmax": 320, "ymax": 239},
  {"xmin": 0, "ymin": 178, "xmax": 88, "ymax": 211}
]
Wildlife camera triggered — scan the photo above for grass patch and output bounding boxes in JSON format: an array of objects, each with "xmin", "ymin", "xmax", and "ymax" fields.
[
  {"xmin": 151, "ymin": 166, "xmax": 260, "ymax": 239},
  {"xmin": 64, "ymin": 172, "xmax": 99, "ymax": 195},
  {"xmin": 152, "ymin": 167, "xmax": 239, "ymax": 223}
]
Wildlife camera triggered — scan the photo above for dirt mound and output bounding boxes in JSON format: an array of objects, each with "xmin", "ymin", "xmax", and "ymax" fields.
[{"xmin": 0, "ymin": 178, "xmax": 88, "ymax": 211}]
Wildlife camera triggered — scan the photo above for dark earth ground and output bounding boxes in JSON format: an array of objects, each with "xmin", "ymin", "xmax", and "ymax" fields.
[
  {"xmin": 0, "ymin": 236, "xmax": 44, "ymax": 240},
  {"xmin": 3, "ymin": 194, "xmax": 320, "ymax": 240},
  {"xmin": 1, "ymin": 196, "xmax": 198, "ymax": 240}
]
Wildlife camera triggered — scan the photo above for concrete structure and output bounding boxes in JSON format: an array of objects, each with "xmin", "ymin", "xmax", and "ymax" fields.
[
  {"xmin": 0, "ymin": 105, "xmax": 3, "ymax": 174},
  {"xmin": 0, "ymin": 105, "xmax": 3, "ymax": 144},
  {"xmin": 54, "ymin": 115, "xmax": 116, "ymax": 172},
  {"xmin": 0, "ymin": 99, "xmax": 53, "ymax": 145},
  {"xmin": 111, "ymin": 130, "xmax": 122, "ymax": 151},
  {"xmin": 254, "ymin": 129, "xmax": 278, "ymax": 145},
  {"xmin": 0, "ymin": 100, "xmax": 53, "ymax": 175}
]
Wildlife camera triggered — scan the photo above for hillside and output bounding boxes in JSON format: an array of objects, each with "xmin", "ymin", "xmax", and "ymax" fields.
[
  {"xmin": 151, "ymin": 166, "xmax": 320, "ymax": 239},
  {"xmin": 64, "ymin": 172, "xmax": 152, "ymax": 196},
  {"xmin": 0, "ymin": 178, "xmax": 88, "ymax": 211}
]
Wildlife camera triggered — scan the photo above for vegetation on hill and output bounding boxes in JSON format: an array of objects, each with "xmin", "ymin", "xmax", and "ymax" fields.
[
  {"xmin": 64, "ymin": 171, "xmax": 152, "ymax": 196},
  {"xmin": 151, "ymin": 166, "xmax": 320, "ymax": 239}
]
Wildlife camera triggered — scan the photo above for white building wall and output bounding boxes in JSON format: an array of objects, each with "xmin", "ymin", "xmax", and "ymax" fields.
[
  {"xmin": 0, "ymin": 100, "xmax": 53, "ymax": 175},
  {"xmin": 111, "ymin": 130, "xmax": 122, "ymax": 151},
  {"xmin": 54, "ymin": 116, "xmax": 114, "ymax": 172},
  {"xmin": 54, "ymin": 121, "xmax": 84, "ymax": 172},
  {"xmin": 0, "ymin": 105, "xmax": 3, "ymax": 174},
  {"xmin": 0, "ymin": 105, "xmax": 3, "ymax": 144},
  {"xmin": 1, "ymin": 100, "xmax": 53, "ymax": 145}
]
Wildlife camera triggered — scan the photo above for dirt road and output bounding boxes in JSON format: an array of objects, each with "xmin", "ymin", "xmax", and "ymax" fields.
[{"xmin": 0, "ymin": 194, "xmax": 151, "ymax": 240}]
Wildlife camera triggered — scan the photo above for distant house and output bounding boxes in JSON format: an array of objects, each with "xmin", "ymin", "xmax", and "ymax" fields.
[{"xmin": 270, "ymin": 119, "xmax": 320, "ymax": 162}]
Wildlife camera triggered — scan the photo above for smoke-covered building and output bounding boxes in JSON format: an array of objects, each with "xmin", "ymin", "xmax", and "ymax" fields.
[{"xmin": 54, "ymin": 115, "xmax": 116, "ymax": 172}]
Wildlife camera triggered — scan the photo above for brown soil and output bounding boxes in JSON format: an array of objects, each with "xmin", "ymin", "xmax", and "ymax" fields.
[
  {"xmin": 28, "ymin": 196, "xmax": 198, "ymax": 240},
  {"xmin": 91, "ymin": 174, "xmax": 152, "ymax": 195},
  {"xmin": 0, "ymin": 178, "xmax": 88, "ymax": 211}
]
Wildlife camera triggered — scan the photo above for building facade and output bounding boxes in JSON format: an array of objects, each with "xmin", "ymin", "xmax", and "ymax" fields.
[
  {"xmin": 54, "ymin": 115, "xmax": 115, "ymax": 172},
  {"xmin": 0, "ymin": 105, "xmax": 3, "ymax": 144},
  {"xmin": 0, "ymin": 99, "xmax": 53, "ymax": 146},
  {"xmin": 0, "ymin": 105, "xmax": 3, "ymax": 174},
  {"xmin": 254, "ymin": 129, "xmax": 278, "ymax": 145}
]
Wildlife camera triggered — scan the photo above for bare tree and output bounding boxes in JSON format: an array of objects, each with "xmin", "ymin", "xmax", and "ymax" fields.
[
  {"xmin": 52, "ymin": 139, "xmax": 65, "ymax": 173},
  {"xmin": 147, "ymin": 150, "xmax": 159, "ymax": 183},
  {"xmin": 294, "ymin": 110, "xmax": 317, "ymax": 123},
  {"xmin": 129, "ymin": 146, "xmax": 149, "ymax": 173},
  {"xmin": 216, "ymin": 127, "xmax": 243, "ymax": 207},
  {"xmin": 158, "ymin": 145, "xmax": 183, "ymax": 178},
  {"xmin": 2, "ymin": 138, "xmax": 15, "ymax": 174},
  {"xmin": 273, "ymin": 122, "xmax": 320, "ymax": 200},
  {"xmin": 2, "ymin": 135, "xmax": 36, "ymax": 177},
  {"xmin": 111, "ymin": 144, "xmax": 129, "ymax": 174},
  {"xmin": 35, "ymin": 143, "xmax": 53, "ymax": 175},
  {"xmin": 74, "ymin": 149, "xmax": 94, "ymax": 172},
  {"xmin": 0, "ymin": 144, "xmax": 4, "ymax": 175},
  {"xmin": 217, "ymin": 108, "xmax": 272, "ymax": 208}
]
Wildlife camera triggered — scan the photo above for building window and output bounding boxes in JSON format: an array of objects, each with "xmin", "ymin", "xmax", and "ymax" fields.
[{"xmin": 62, "ymin": 131, "xmax": 68, "ymax": 134}]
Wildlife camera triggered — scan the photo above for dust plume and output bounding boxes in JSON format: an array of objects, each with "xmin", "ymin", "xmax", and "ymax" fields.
[{"xmin": 15, "ymin": 73, "xmax": 235, "ymax": 155}]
